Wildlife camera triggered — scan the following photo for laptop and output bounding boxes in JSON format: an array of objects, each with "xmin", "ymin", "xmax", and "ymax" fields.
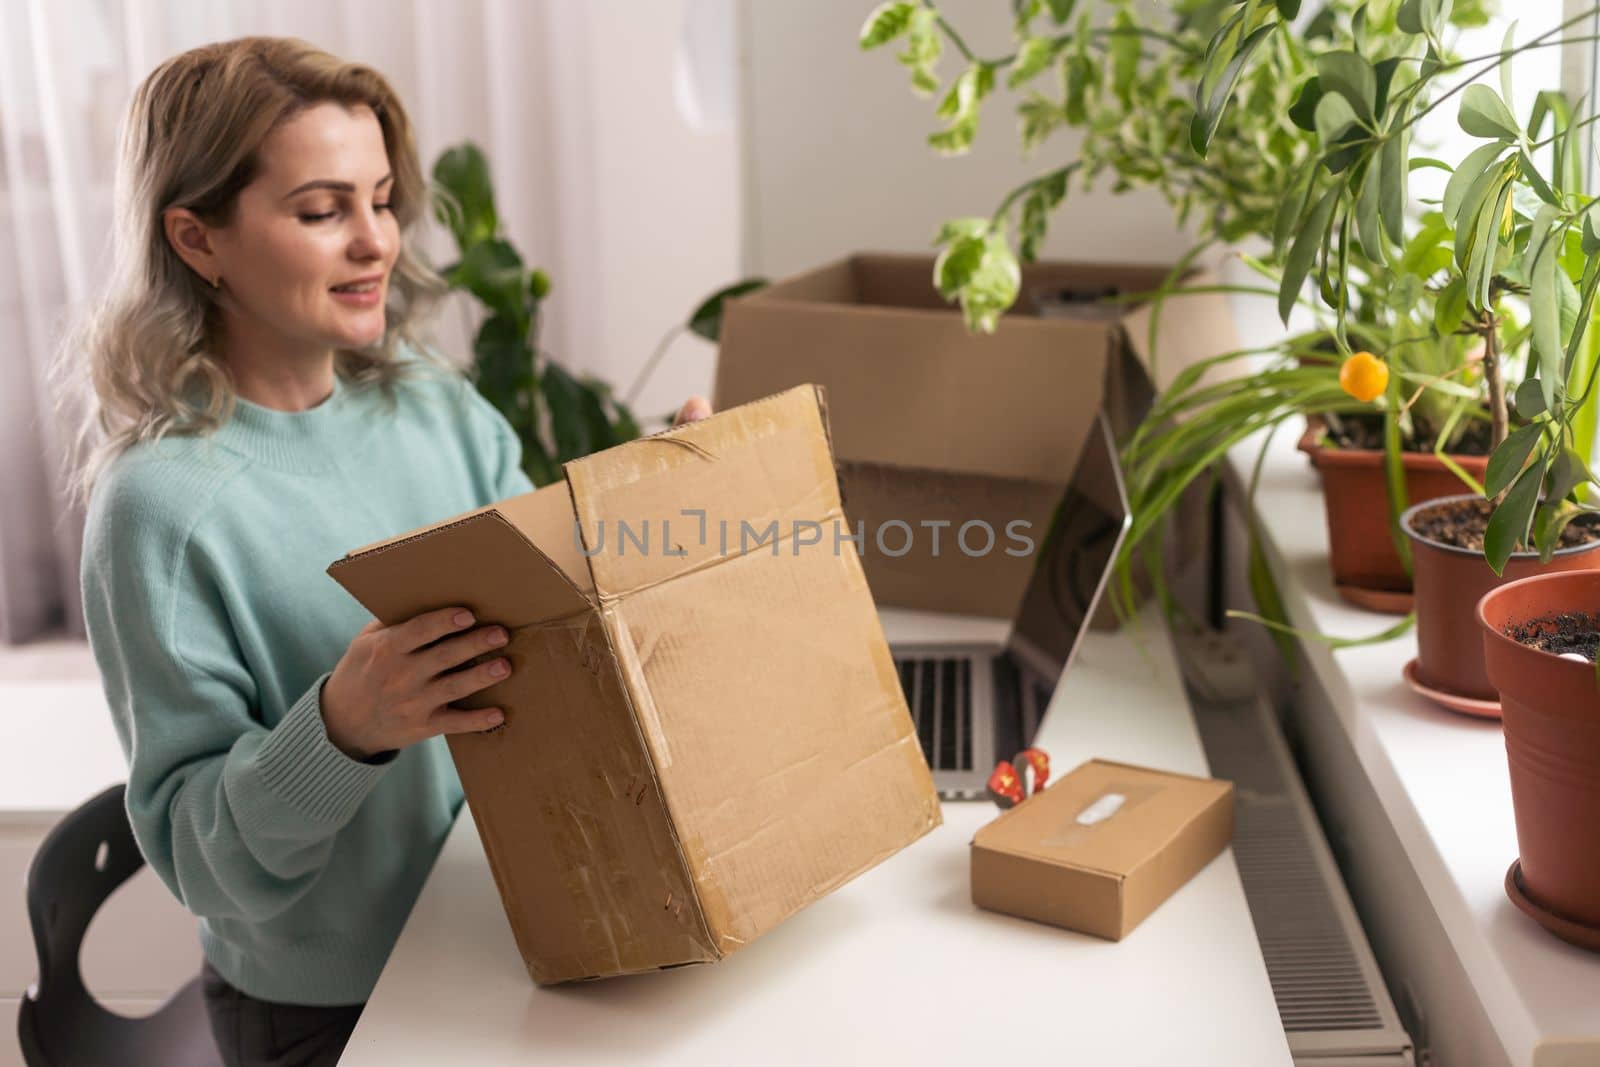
[{"xmin": 877, "ymin": 411, "xmax": 1130, "ymax": 800}]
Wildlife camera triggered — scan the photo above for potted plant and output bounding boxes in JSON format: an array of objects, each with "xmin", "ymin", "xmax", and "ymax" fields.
[
  {"xmin": 1478, "ymin": 570, "xmax": 1600, "ymax": 948},
  {"xmin": 860, "ymin": 0, "xmax": 1505, "ymax": 614},
  {"xmin": 432, "ymin": 143, "xmax": 641, "ymax": 486},
  {"xmin": 1188, "ymin": 3, "xmax": 1600, "ymax": 719},
  {"xmin": 1194, "ymin": 2, "xmax": 1600, "ymax": 945}
]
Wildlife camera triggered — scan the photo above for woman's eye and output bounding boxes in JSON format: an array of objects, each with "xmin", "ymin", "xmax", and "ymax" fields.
[
  {"xmin": 374, "ymin": 202, "xmax": 394, "ymax": 213},
  {"xmin": 298, "ymin": 211, "xmax": 336, "ymax": 223}
]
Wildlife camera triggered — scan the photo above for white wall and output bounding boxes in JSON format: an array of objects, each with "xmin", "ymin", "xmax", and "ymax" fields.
[{"xmin": 738, "ymin": 0, "xmax": 1194, "ymax": 281}]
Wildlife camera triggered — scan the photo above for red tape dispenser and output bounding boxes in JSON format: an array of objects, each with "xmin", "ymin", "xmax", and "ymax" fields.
[{"xmin": 986, "ymin": 748, "xmax": 1050, "ymax": 809}]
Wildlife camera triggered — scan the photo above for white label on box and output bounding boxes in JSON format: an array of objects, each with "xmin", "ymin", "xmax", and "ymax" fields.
[{"xmin": 1075, "ymin": 792, "xmax": 1126, "ymax": 826}]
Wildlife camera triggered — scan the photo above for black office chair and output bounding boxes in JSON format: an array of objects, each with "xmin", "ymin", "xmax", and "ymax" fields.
[{"xmin": 18, "ymin": 783, "xmax": 222, "ymax": 1067}]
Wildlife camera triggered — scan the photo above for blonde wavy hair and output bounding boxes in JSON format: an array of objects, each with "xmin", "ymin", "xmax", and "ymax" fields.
[{"xmin": 60, "ymin": 36, "xmax": 447, "ymax": 500}]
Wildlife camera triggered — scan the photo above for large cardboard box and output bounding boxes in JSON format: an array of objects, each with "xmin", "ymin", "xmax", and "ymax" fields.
[
  {"xmin": 328, "ymin": 386, "xmax": 942, "ymax": 984},
  {"xmin": 715, "ymin": 253, "xmax": 1239, "ymax": 620},
  {"xmin": 970, "ymin": 759, "xmax": 1233, "ymax": 940}
]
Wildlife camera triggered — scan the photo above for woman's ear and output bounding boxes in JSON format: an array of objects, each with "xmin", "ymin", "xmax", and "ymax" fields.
[{"xmin": 163, "ymin": 207, "xmax": 220, "ymax": 287}]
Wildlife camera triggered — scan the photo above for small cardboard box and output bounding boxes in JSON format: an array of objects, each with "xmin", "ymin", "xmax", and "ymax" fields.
[
  {"xmin": 328, "ymin": 385, "xmax": 942, "ymax": 984},
  {"xmin": 970, "ymin": 759, "xmax": 1233, "ymax": 940},
  {"xmin": 715, "ymin": 253, "xmax": 1238, "ymax": 620}
]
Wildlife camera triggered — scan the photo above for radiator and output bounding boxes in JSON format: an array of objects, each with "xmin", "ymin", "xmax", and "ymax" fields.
[{"xmin": 1182, "ymin": 628, "xmax": 1416, "ymax": 1066}]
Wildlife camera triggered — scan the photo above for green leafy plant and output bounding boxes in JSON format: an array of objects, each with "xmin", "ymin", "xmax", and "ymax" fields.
[
  {"xmin": 432, "ymin": 143, "xmax": 640, "ymax": 486},
  {"xmin": 1191, "ymin": 3, "xmax": 1600, "ymax": 574},
  {"xmin": 861, "ymin": 0, "xmax": 1500, "ymax": 632}
]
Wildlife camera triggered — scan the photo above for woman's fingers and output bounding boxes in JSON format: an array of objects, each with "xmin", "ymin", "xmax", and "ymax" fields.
[
  {"xmin": 416, "ymin": 625, "xmax": 509, "ymax": 679},
  {"xmin": 429, "ymin": 706, "xmax": 506, "ymax": 736},
  {"xmin": 673, "ymin": 396, "xmax": 712, "ymax": 426},
  {"xmin": 392, "ymin": 606, "xmax": 476, "ymax": 654},
  {"xmin": 428, "ymin": 656, "xmax": 512, "ymax": 706}
]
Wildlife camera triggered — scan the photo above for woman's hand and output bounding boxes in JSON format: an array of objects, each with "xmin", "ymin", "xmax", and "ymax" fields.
[
  {"xmin": 673, "ymin": 396, "xmax": 712, "ymax": 426},
  {"xmin": 320, "ymin": 607, "xmax": 511, "ymax": 761},
  {"xmin": 318, "ymin": 401, "xmax": 709, "ymax": 762}
]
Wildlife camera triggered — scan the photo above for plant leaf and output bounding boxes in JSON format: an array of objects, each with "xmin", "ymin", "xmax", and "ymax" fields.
[
  {"xmin": 1397, "ymin": 0, "xmax": 1423, "ymax": 32},
  {"xmin": 432, "ymin": 143, "xmax": 498, "ymax": 249},
  {"xmin": 540, "ymin": 359, "xmax": 593, "ymax": 463},
  {"xmin": 1109, "ymin": 10, "xmax": 1139, "ymax": 101},
  {"xmin": 1314, "ymin": 91, "xmax": 1361, "ymax": 147},
  {"xmin": 1442, "ymin": 141, "xmax": 1505, "ymax": 218},
  {"xmin": 1379, "ymin": 107, "xmax": 1408, "ymax": 244},
  {"xmin": 1499, "ymin": 20, "xmax": 1517, "ymax": 109},
  {"xmin": 1189, "ymin": 21, "xmax": 1279, "ymax": 157},
  {"xmin": 858, "ymin": 1, "xmax": 917, "ymax": 49},
  {"xmin": 1316, "ymin": 50, "xmax": 1377, "ymax": 123},
  {"xmin": 1485, "ymin": 422, "xmax": 1542, "ymax": 498},
  {"xmin": 1582, "ymin": 205, "xmax": 1600, "ymax": 255},
  {"xmin": 1289, "ymin": 76, "xmax": 1323, "ymax": 131},
  {"xmin": 1513, "ymin": 377, "xmax": 1546, "ymax": 417},
  {"xmin": 1007, "ymin": 36, "xmax": 1057, "ymax": 88},
  {"xmin": 687, "ymin": 278, "xmax": 769, "ymax": 342},
  {"xmin": 1280, "ymin": 185, "xmax": 1340, "ymax": 323},
  {"xmin": 1435, "ymin": 275, "xmax": 1469, "ymax": 335},
  {"xmin": 1356, "ymin": 159, "xmax": 1385, "ymax": 261},
  {"xmin": 1548, "ymin": 447, "xmax": 1589, "ymax": 503},
  {"xmin": 935, "ymin": 234, "xmax": 987, "ymax": 298},
  {"xmin": 445, "ymin": 238, "xmax": 526, "ymax": 324},
  {"xmin": 1531, "ymin": 210, "xmax": 1564, "ymax": 413},
  {"xmin": 1486, "ymin": 460, "xmax": 1544, "ymax": 574},
  {"xmin": 1458, "ymin": 83, "xmax": 1520, "ymax": 141}
]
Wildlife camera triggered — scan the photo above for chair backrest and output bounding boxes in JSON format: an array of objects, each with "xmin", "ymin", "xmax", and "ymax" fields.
[
  {"xmin": 23, "ymin": 784, "xmax": 145, "ymax": 1010},
  {"xmin": 18, "ymin": 783, "xmax": 221, "ymax": 1067}
]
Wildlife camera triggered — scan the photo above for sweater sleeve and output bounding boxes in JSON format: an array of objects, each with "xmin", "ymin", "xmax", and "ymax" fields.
[
  {"xmin": 82, "ymin": 479, "xmax": 391, "ymax": 925},
  {"xmin": 461, "ymin": 379, "xmax": 537, "ymax": 500}
]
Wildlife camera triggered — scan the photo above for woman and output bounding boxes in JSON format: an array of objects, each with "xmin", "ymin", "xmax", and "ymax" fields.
[{"xmin": 68, "ymin": 37, "xmax": 708, "ymax": 1066}]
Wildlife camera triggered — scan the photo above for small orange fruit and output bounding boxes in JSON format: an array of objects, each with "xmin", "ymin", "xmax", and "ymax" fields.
[{"xmin": 1339, "ymin": 351, "xmax": 1389, "ymax": 403}]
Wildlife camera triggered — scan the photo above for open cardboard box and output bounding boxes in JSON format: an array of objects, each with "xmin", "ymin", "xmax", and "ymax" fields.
[
  {"xmin": 971, "ymin": 758, "xmax": 1234, "ymax": 940},
  {"xmin": 715, "ymin": 253, "xmax": 1239, "ymax": 621},
  {"xmin": 328, "ymin": 385, "xmax": 941, "ymax": 984}
]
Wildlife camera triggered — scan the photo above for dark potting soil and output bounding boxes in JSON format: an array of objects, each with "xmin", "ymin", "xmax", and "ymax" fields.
[
  {"xmin": 1408, "ymin": 496, "xmax": 1600, "ymax": 553},
  {"xmin": 1504, "ymin": 612, "xmax": 1600, "ymax": 662},
  {"xmin": 1326, "ymin": 411, "xmax": 1494, "ymax": 456}
]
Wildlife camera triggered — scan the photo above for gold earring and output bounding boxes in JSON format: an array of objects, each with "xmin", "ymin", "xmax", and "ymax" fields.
[{"xmin": 211, "ymin": 275, "xmax": 221, "ymax": 289}]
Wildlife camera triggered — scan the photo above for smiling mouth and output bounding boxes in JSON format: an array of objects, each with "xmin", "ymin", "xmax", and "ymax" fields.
[{"xmin": 331, "ymin": 280, "xmax": 382, "ymax": 293}]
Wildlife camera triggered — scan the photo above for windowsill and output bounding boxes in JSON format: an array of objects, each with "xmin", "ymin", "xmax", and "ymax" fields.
[{"xmin": 1227, "ymin": 427, "xmax": 1600, "ymax": 1064}]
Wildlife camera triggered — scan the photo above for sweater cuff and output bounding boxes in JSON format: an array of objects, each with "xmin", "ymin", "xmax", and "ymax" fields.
[{"xmin": 252, "ymin": 674, "xmax": 391, "ymax": 825}]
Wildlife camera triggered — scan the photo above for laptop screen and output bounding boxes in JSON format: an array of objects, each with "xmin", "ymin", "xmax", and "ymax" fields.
[{"xmin": 1007, "ymin": 411, "xmax": 1131, "ymax": 685}]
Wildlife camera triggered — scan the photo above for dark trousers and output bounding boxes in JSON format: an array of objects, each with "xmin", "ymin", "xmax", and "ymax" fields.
[{"xmin": 200, "ymin": 959, "xmax": 365, "ymax": 1067}]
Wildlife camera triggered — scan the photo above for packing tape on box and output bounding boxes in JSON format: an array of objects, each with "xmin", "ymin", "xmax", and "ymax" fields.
[{"xmin": 1040, "ymin": 781, "xmax": 1167, "ymax": 849}]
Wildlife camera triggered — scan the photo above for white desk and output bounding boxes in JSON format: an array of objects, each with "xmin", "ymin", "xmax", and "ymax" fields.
[
  {"xmin": 342, "ymin": 613, "xmax": 1293, "ymax": 1066},
  {"xmin": 1224, "ymin": 430, "xmax": 1600, "ymax": 1067}
]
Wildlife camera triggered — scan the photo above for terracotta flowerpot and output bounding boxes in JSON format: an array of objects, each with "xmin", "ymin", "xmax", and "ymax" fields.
[
  {"xmin": 1299, "ymin": 422, "xmax": 1489, "ymax": 612},
  {"xmin": 1403, "ymin": 495, "xmax": 1600, "ymax": 713},
  {"xmin": 1478, "ymin": 571, "xmax": 1600, "ymax": 949}
]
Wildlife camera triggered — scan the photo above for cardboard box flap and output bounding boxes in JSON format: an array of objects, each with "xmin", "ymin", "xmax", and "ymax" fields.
[
  {"xmin": 447, "ymin": 609, "xmax": 716, "ymax": 984},
  {"xmin": 564, "ymin": 385, "xmax": 842, "ymax": 601},
  {"xmin": 972, "ymin": 759, "xmax": 1230, "ymax": 876},
  {"xmin": 719, "ymin": 297, "xmax": 1108, "ymax": 485},
  {"xmin": 594, "ymin": 485, "xmax": 941, "ymax": 953},
  {"xmin": 328, "ymin": 509, "xmax": 592, "ymax": 629},
  {"xmin": 492, "ymin": 482, "xmax": 598, "ymax": 599},
  {"xmin": 1118, "ymin": 268, "xmax": 1240, "ymax": 393}
]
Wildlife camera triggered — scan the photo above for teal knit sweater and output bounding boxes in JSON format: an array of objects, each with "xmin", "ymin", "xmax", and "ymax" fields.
[{"xmin": 80, "ymin": 357, "xmax": 534, "ymax": 1006}]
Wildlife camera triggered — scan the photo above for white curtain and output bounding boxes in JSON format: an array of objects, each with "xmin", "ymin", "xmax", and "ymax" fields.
[{"xmin": 0, "ymin": 0, "xmax": 741, "ymax": 643}]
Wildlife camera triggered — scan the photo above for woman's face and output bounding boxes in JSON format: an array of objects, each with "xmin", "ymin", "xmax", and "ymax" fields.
[{"xmin": 192, "ymin": 102, "xmax": 400, "ymax": 358}]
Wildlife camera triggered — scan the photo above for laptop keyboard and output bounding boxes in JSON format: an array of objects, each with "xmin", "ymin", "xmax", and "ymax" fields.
[
  {"xmin": 891, "ymin": 653, "xmax": 1056, "ymax": 774},
  {"xmin": 895, "ymin": 657, "xmax": 972, "ymax": 771}
]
